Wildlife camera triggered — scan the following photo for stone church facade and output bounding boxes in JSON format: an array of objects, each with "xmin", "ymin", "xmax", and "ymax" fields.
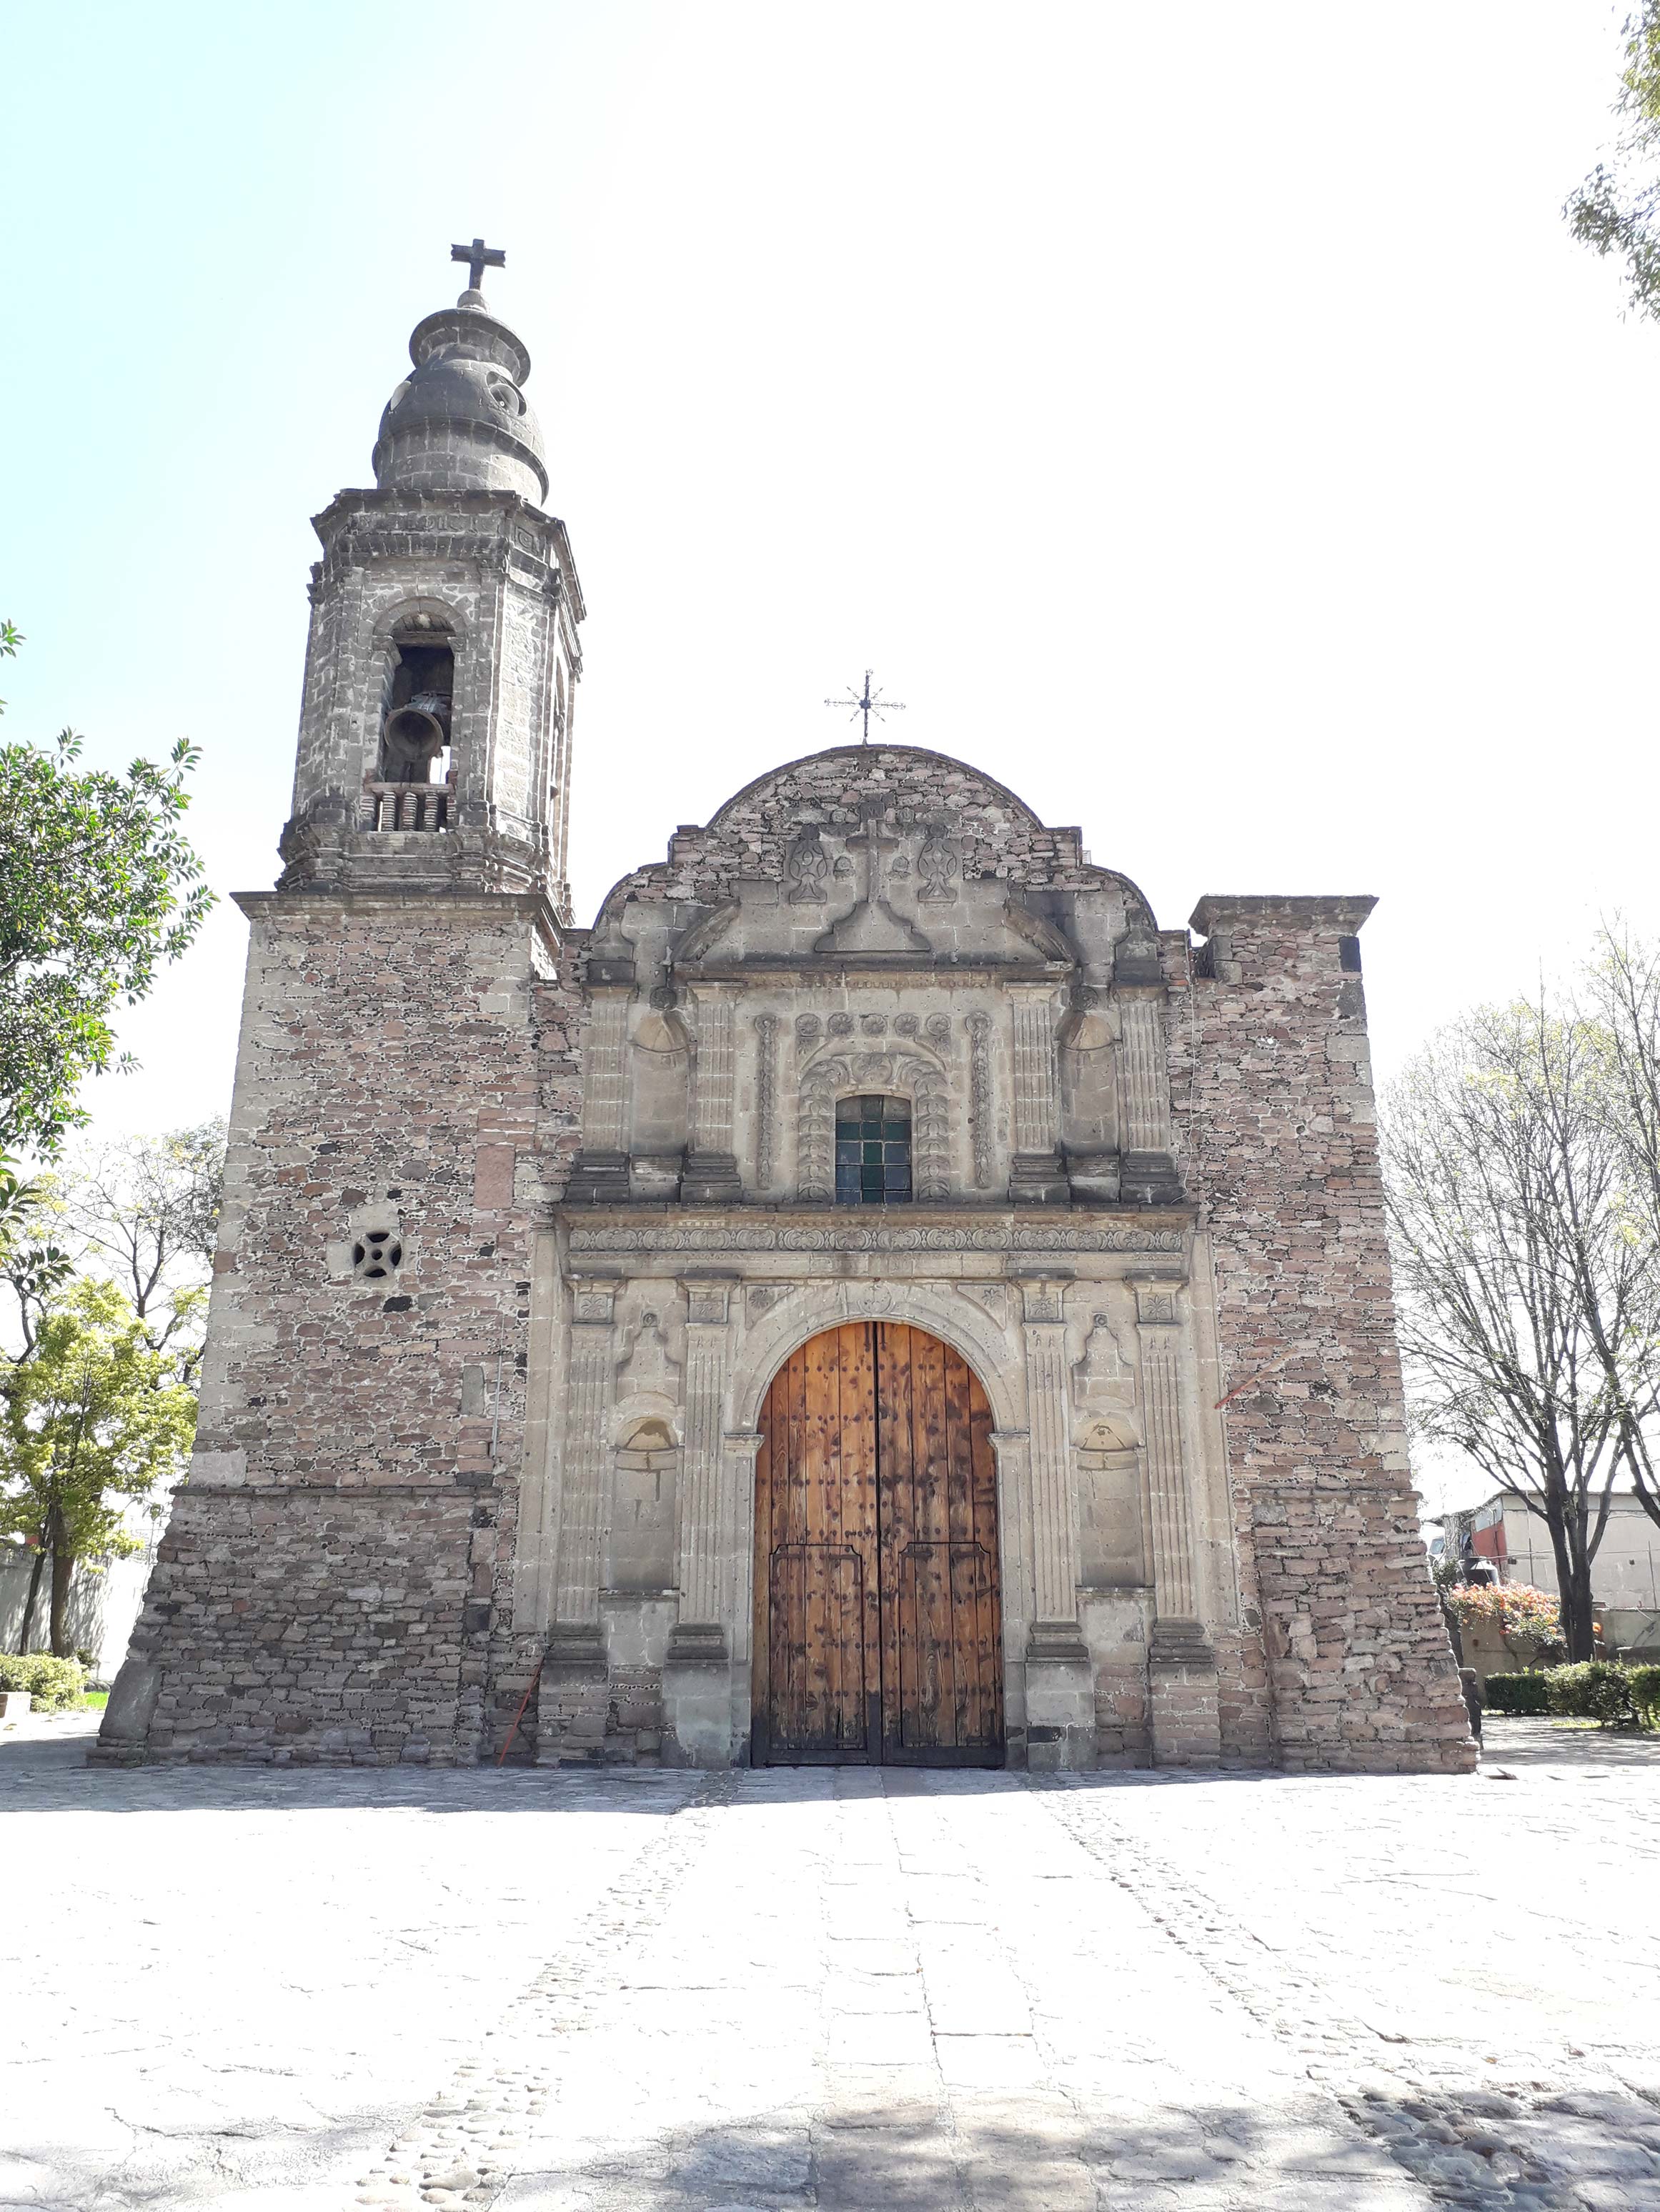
[{"xmin": 96, "ymin": 270, "xmax": 1474, "ymax": 1775}]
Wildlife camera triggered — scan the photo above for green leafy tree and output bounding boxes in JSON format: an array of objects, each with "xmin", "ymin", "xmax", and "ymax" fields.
[
  {"xmin": 0, "ymin": 1280, "xmax": 197, "ymax": 1655},
  {"xmin": 0, "ymin": 622, "xmax": 214, "ymax": 1156},
  {"xmin": 0, "ymin": 1162, "xmax": 73, "ymax": 1356},
  {"xmin": 1566, "ymin": 5, "xmax": 1660, "ymax": 319}
]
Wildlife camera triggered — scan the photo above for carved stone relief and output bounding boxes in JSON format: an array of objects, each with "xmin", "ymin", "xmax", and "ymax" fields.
[
  {"xmin": 616, "ymin": 1306, "xmax": 680, "ymax": 1400},
  {"xmin": 1071, "ymin": 1310, "xmax": 1140, "ymax": 1449},
  {"xmin": 916, "ymin": 823, "xmax": 960, "ymax": 904},
  {"xmin": 785, "ymin": 832, "xmax": 827, "ymax": 904},
  {"xmin": 567, "ymin": 1220, "xmax": 1186, "ymax": 1254},
  {"xmin": 753, "ymin": 1013, "xmax": 777, "ymax": 1189},
  {"xmin": 967, "ymin": 1011, "xmax": 993, "ymax": 1190}
]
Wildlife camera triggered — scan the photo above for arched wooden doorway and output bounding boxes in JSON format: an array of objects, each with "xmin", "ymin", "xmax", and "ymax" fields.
[{"xmin": 751, "ymin": 1322, "xmax": 1004, "ymax": 1767}]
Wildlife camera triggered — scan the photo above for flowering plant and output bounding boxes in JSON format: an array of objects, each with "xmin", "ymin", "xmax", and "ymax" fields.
[{"xmin": 1442, "ymin": 1581, "xmax": 1561, "ymax": 1645}]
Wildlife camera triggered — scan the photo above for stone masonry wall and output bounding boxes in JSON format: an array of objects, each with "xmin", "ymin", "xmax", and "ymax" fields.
[
  {"xmin": 101, "ymin": 891, "xmax": 582, "ymax": 1765},
  {"xmin": 135, "ymin": 1488, "xmax": 477, "ymax": 1765},
  {"xmin": 1173, "ymin": 896, "xmax": 1474, "ymax": 1773}
]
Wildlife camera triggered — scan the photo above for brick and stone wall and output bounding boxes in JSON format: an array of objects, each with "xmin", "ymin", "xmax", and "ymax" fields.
[
  {"xmin": 1176, "ymin": 896, "xmax": 1474, "ymax": 1773},
  {"xmin": 95, "ymin": 890, "xmax": 582, "ymax": 1766}
]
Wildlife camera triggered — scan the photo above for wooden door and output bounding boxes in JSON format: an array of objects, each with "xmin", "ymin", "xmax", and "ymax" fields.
[{"xmin": 752, "ymin": 1322, "xmax": 1003, "ymax": 1768}]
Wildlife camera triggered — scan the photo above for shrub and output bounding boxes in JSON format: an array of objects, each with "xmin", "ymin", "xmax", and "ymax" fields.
[
  {"xmin": 1483, "ymin": 1673, "xmax": 1552, "ymax": 1715},
  {"xmin": 1545, "ymin": 1660, "xmax": 1636, "ymax": 1726},
  {"xmin": 0, "ymin": 1653, "xmax": 89, "ymax": 1712},
  {"xmin": 1628, "ymin": 1664, "xmax": 1660, "ymax": 1730}
]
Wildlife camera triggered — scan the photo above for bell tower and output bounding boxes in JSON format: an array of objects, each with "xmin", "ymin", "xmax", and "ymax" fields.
[
  {"xmin": 94, "ymin": 245, "xmax": 590, "ymax": 1770},
  {"xmin": 278, "ymin": 244, "xmax": 584, "ymax": 911}
]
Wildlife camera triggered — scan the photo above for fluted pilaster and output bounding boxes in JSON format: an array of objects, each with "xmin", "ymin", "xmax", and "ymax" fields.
[
  {"xmin": 553, "ymin": 1280, "xmax": 615, "ymax": 1627},
  {"xmin": 671, "ymin": 1278, "xmax": 732, "ymax": 1652}
]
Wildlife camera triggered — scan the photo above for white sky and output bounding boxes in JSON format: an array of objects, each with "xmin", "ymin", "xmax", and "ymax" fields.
[{"xmin": 1, "ymin": 3, "xmax": 1655, "ymax": 1307}]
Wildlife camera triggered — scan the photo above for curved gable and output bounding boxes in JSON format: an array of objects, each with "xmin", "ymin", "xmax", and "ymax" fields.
[{"xmin": 592, "ymin": 743, "xmax": 1155, "ymax": 930}]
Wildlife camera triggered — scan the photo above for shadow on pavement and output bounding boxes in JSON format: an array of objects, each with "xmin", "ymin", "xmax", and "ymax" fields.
[{"xmin": 1479, "ymin": 1717, "xmax": 1660, "ymax": 1770}]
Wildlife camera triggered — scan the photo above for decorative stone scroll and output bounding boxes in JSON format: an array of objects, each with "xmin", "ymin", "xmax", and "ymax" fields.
[
  {"xmin": 967, "ymin": 1012, "xmax": 993, "ymax": 1189},
  {"xmin": 754, "ymin": 1014, "xmax": 777, "ymax": 1190},
  {"xmin": 567, "ymin": 1220, "xmax": 1187, "ymax": 1255}
]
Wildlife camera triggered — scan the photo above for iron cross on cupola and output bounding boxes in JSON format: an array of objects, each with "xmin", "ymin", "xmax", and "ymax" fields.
[
  {"xmin": 451, "ymin": 236, "xmax": 506, "ymax": 294},
  {"xmin": 826, "ymin": 670, "xmax": 906, "ymax": 746}
]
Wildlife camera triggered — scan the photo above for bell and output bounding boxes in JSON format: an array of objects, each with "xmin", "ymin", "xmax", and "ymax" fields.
[{"xmin": 382, "ymin": 694, "xmax": 451, "ymax": 782}]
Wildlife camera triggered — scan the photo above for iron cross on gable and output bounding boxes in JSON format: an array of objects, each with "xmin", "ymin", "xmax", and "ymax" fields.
[
  {"xmin": 826, "ymin": 669, "xmax": 906, "ymax": 746},
  {"xmin": 452, "ymin": 236, "xmax": 506, "ymax": 294}
]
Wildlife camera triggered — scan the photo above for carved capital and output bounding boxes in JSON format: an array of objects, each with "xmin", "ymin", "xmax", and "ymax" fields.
[
  {"xmin": 680, "ymin": 1275, "xmax": 736, "ymax": 1327},
  {"xmin": 570, "ymin": 1279, "xmax": 618, "ymax": 1327}
]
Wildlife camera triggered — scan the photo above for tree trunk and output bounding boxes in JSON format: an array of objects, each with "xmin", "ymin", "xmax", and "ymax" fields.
[
  {"xmin": 1566, "ymin": 1552, "xmax": 1598, "ymax": 1662},
  {"xmin": 46, "ymin": 1504, "xmax": 73, "ymax": 1660},
  {"xmin": 1544, "ymin": 1507, "xmax": 1598, "ymax": 1661},
  {"xmin": 16, "ymin": 1528, "xmax": 47, "ymax": 1655}
]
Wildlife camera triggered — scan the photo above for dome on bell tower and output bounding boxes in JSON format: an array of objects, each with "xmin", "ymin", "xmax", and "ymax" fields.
[{"xmin": 372, "ymin": 256, "xmax": 548, "ymax": 504}]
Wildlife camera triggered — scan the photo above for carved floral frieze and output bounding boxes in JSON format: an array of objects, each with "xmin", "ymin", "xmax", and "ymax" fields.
[{"xmin": 565, "ymin": 1221, "xmax": 1186, "ymax": 1255}]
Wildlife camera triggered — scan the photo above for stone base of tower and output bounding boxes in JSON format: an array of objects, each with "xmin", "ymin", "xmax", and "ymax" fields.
[
  {"xmin": 1247, "ymin": 1478, "xmax": 1477, "ymax": 1775},
  {"xmin": 90, "ymin": 1486, "xmax": 491, "ymax": 1767}
]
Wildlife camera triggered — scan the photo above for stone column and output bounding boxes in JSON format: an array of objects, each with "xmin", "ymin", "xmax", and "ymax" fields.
[
  {"xmin": 724, "ymin": 1429, "xmax": 765, "ymax": 1670},
  {"xmin": 663, "ymin": 1277, "xmax": 737, "ymax": 1764},
  {"xmin": 684, "ymin": 987, "xmax": 742, "ymax": 1202},
  {"xmin": 1131, "ymin": 1275, "xmax": 1220, "ymax": 1766},
  {"xmin": 567, "ymin": 987, "xmax": 632, "ymax": 1203},
  {"xmin": 1008, "ymin": 989, "xmax": 1068, "ymax": 1203},
  {"xmin": 540, "ymin": 1276, "xmax": 616, "ymax": 1764},
  {"xmin": 1017, "ymin": 1276, "xmax": 1093, "ymax": 1768}
]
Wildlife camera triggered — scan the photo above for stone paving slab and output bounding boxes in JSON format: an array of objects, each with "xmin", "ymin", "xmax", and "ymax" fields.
[{"xmin": 2, "ymin": 1728, "xmax": 1657, "ymax": 2209}]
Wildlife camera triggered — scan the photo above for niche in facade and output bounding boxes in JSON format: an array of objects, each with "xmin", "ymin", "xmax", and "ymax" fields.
[
  {"xmin": 628, "ymin": 1004, "xmax": 691, "ymax": 1192},
  {"xmin": 609, "ymin": 1415, "xmax": 680, "ymax": 1594},
  {"xmin": 1059, "ymin": 1003, "xmax": 1119, "ymax": 1158}
]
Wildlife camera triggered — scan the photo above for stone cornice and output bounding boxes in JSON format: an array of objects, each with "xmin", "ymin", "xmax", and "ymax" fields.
[
  {"xmin": 558, "ymin": 1207, "xmax": 1191, "ymax": 1257},
  {"xmin": 235, "ymin": 885, "xmax": 567, "ymax": 956},
  {"xmin": 1189, "ymin": 893, "xmax": 1378, "ymax": 935},
  {"xmin": 678, "ymin": 957, "xmax": 1072, "ymax": 985}
]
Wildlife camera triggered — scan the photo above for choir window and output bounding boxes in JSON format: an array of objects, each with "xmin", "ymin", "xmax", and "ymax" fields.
[{"xmin": 835, "ymin": 1094, "xmax": 912, "ymax": 1205}]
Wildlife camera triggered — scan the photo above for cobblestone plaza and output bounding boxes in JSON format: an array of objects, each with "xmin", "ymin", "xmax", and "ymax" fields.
[{"xmin": 7, "ymin": 1718, "xmax": 1657, "ymax": 2211}]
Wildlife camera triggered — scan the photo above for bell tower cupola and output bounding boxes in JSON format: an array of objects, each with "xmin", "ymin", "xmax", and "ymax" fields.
[{"xmin": 277, "ymin": 239, "xmax": 584, "ymax": 912}]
